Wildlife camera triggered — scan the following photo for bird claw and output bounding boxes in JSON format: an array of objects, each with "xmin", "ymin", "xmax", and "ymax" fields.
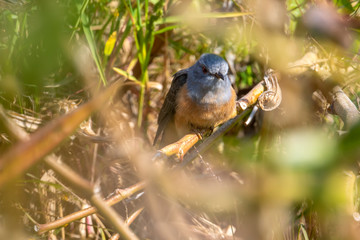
[
  {"xmin": 176, "ymin": 148, "xmax": 184, "ymax": 162},
  {"xmin": 195, "ymin": 132, "xmax": 203, "ymax": 140}
]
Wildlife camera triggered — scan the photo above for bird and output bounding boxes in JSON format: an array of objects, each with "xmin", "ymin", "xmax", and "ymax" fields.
[{"xmin": 153, "ymin": 53, "xmax": 237, "ymax": 146}]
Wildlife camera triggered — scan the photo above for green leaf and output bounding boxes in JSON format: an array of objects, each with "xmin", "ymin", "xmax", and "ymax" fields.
[
  {"xmin": 334, "ymin": 0, "xmax": 354, "ymax": 12},
  {"xmin": 81, "ymin": 8, "xmax": 107, "ymax": 86},
  {"xmin": 339, "ymin": 121, "xmax": 360, "ymax": 154},
  {"xmin": 300, "ymin": 224, "xmax": 310, "ymax": 240},
  {"xmin": 113, "ymin": 67, "xmax": 140, "ymax": 83},
  {"xmin": 153, "ymin": 24, "xmax": 179, "ymax": 35},
  {"xmin": 104, "ymin": 31, "xmax": 117, "ymax": 56}
]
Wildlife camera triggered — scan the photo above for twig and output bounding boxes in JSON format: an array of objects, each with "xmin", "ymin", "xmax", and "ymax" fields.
[
  {"xmin": 0, "ymin": 81, "xmax": 123, "ymax": 189},
  {"xmin": 245, "ymin": 105, "xmax": 259, "ymax": 126},
  {"xmin": 125, "ymin": 207, "xmax": 144, "ymax": 225},
  {"xmin": 44, "ymin": 157, "xmax": 94, "ymax": 198},
  {"xmin": 92, "ymin": 214, "xmax": 112, "ymax": 238},
  {"xmin": 237, "ymin": 81, "xmax": 265, "ymax": 111},
  {"xmin": 91, "ymin": 128, "xmax": 101, "ymax": 184},
  {"xmin": 331, "ymin": 86, "xmax": 360, "ymax": 129},
  {"xmin": 284, "ymin": 52, "xmax": 359, "ymax": 128},
  {"xmin": 0, "ymin": 87, "xmax": 143, "ymax": 239},
  {"xmin": 40, "ymin": 162, "xmax": 138, "ymax": 239},
  {"xmin": 157, "ymin": 133, "xmax": 203, "ymax": 160},
  {"xmin": 36, "ymin": 181, "xmax": 146, "ymax": 234},
  {"xmin": 0, "ymin": 105, "xmax": 29, "ymax": 141},
  {"xmin": 90, "ymin": 194, "xmax": 139, "ymax": 240},
  {"xmin": 110, "ymin": 207, "xmax": 144, "ymax": 240}
]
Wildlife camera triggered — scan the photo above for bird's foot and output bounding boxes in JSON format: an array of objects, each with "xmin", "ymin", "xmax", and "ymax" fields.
[
  {"xmin": 190, "ymin": 126, "xmax": 213, "ymax": 140},
  {"xmin": 155, "ymin": 133, "xmax": 201, "ymax": 162}
]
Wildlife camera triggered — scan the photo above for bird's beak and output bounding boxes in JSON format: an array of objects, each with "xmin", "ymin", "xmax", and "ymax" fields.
[{"xmin": 214, "ymin": 72, "xmax": 225, "ymax": 80}]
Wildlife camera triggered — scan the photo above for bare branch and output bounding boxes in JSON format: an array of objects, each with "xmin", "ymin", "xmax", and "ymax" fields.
[{"xmin": 331, "ymin": 86, "xmax": 360, "ymax": 129}]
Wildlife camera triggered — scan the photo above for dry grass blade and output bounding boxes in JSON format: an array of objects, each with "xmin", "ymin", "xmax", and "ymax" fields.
[{"xmin": 80, "ymin": 0, "xmax": 107, "ymax": 86}]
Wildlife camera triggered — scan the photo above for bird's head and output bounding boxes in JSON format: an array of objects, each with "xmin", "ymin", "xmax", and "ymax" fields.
[
  {"xmin": 194, "ymin": 53, "xmax": 229, "ymax": 82},
  {"xmin": 187, "ymin": 53, "xmax": 232, "ymax": 104}
]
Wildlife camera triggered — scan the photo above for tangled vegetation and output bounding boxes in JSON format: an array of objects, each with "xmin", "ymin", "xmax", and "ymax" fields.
[{"xmin": 0, "ymin": 0, "xmax": 360, "ymax": 239}]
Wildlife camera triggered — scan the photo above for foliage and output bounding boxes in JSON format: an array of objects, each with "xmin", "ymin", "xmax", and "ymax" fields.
[{"xmin": 0, "ymin": 0, "xmax": 360, "ymax": 239}]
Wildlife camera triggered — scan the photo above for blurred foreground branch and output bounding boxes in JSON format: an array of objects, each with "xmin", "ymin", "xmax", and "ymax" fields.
[
  {"xmin": 287, "ymin": 51, "xmax": 360, "ymax": 129},
  {"xmin": 0, "ymin": 81, "xmax": 143, "ymax": 240},
  {"xmin": 37, "ymin": 160, "xmax": 146, "ymax": 236},
  {"xmin": 0, "ymin": 81, "xmax": 123, "ymax": 189},
  {"xmin": 35, "ymin": 182, "xmax": 145, "ymax": 234},
  {"xmin": 110, "ymin": 207, "xmax": 145, "ymax": 240}
]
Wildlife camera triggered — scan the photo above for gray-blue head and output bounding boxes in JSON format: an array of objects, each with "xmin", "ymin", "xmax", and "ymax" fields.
[{"xmin": 186, "ymin": 53, "xmax": 232, "ymax": 105}]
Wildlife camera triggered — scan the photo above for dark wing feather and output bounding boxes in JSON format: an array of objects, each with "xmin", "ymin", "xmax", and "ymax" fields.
[{"xmin": 153, "ymin": 69, "xmax": 188, "ymax": 145}]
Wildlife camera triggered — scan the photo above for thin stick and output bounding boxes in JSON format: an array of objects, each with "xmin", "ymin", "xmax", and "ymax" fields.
[
  {"xmin": 110, "ymin": 207, "xmax": 145, "ymax": 240},
  {"xmin": 331, "ymin": 86, "xmax": 360, "ymax": 129},
  {"xmin": 237, "ymin": 81, "xmax": 265, "ymax": 111},
  {"xmin": 158, "ymin": 133, "xmax": 202, "ymax": 159},
  {"xmin": 90, "ymin": 194, "xmax": 139, "ymax": 240},
  {"xmin": 36, "ymin": 181, "xmax": 146, "ymax": 234}
]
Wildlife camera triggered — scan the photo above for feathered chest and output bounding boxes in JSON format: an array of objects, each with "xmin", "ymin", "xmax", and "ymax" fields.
[
  {"xmin": 174, "ymin": 84, "xmax": 237, "ymax": 134},
  {"xmin": 186, "ymin": 77, "xmax": 233, "ymax": 106}
]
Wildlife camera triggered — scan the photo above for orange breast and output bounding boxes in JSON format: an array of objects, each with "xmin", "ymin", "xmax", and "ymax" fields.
[{"xmin": 174, "ymin": 85, "xmax": 237, "ymax": 136}]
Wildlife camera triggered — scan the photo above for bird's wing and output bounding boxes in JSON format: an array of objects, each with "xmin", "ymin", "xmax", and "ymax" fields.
[{"xmin": 153, "ymin": 69, "xmax": 188, "ymax": 145}]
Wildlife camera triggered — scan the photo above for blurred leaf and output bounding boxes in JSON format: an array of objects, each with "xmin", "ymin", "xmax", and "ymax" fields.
[
  {"xmin": 300, "ymin": 224, "xmax": 309, "ymax": 240},
  {"xmin": 80, "ymin": 0, "xmax": 107, "ymax": 86},
  {"xmin": 333, "ymin": 0, "xmax": 354, "ymax": 12},
  {"xmin": 69, "ymin": 0, "xmax": 88, "ymax": 43},
  {"xmin": 168, "ymin": 38, "xmax": 195, "ymax": 54},
  {"xmin": 104, "ymin": 31, "xmax": 117, "ymax": 56},
  {"xmin": 270, "ymin": 128, "xmax": 337, "ymax": 170},
  {"xmin": 113, "ymin": 67, "xmax": 140, "ymax": 83},
  {"xmin": 147, "ymin": 81, "xmax": 163, "ymax": 91},
  {"xmin": 339, "ymin": 120, "xmax": 360, "ymax": 155},
  {"xmin": 155, "ymin": 12, "xmax": 254, "ymax": 25},
  {"xmin": 153, "ymin": 24, "xmax": 179, "ymax": 35},
  {"xmin": 322, "ymin": 171, "xmax": 354, "ymax": 210},
  {"xmin": 287, "ymin": 0, "xmax": 306, "ymax": 33}
]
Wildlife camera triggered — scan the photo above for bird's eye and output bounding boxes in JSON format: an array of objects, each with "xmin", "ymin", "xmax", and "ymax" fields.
[{"xmin": 202, "ymin": 66, "xmax": 208, "ymax": 74}]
